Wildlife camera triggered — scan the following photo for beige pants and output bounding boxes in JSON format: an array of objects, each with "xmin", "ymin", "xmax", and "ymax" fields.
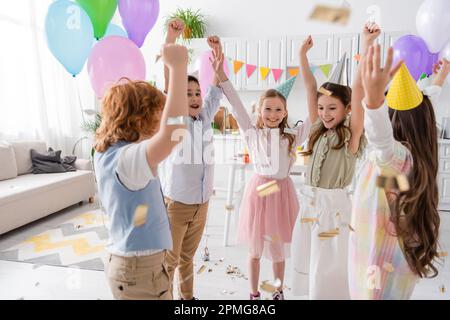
[
  {"xmin": 105, "ymin": 251, "xmax": 172, "ymax": 300},
  {"xmin": 165, "ymin": 197, "xmax": 208, "ymax": 300}
]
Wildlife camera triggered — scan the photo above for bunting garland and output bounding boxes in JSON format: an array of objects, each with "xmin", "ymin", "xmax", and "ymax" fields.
[{"xmin": 223, "ymin": 57, "xmax": 336, "ymax": 82}]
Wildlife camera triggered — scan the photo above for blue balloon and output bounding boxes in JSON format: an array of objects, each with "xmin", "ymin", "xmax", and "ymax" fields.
[
  {"xmin": 104, "ymin": 23, "xmax": 128, "ymax": 38},
  {"xmin": 45, "ymin": 0, "xmax": 94, "ymax": 76}
]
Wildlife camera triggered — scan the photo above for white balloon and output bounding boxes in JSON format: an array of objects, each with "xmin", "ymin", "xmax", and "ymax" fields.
[
  {"xmin": 416, "ymin": 0, "xmax": 450, "ymax": 53},
  {"xmin": 440, "ymin": 41, "xmax": 450, "ymax": 61},
  {"xmin": 439, "ymin": 41, "xmax": 450, "ymax": 84}
]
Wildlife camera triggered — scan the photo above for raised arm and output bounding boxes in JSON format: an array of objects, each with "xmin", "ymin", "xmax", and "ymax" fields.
[
  {"xmin": 432, "ymin": 59, "xmax": 450, "ymax": 88},
  {"xmin": 164, "ymin": 18, "xmax": 185, "ymax": 93},
  {"xmin": 348, "ymin": 22, "xmax": 381, "ymax": 154},
  {"xmin": 211, "ymin": 44, "xmax": 253, "ymax": 132},
  {"xmin": 299, "ymin": 36, "xmax": 319, "ymax": 124},
  {"xmin": 200, "ymin": 36, "xmax": 225, "ymax": 120},
  {"xmin": 146, "ymin": 44, "xmax": 189, "ymax": 172},
  {"xmin": 361, "ymin": 45, "xmax": 403, "ymax": 163}
]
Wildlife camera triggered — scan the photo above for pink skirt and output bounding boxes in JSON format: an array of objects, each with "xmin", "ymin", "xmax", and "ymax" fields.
[{"xmin": 237, "ymin": 174, "xmax": 300, "ymax": 262}]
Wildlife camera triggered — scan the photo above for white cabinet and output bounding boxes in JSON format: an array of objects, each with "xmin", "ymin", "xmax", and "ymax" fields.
[
  {"xmin": 287, "ymin": 35, "xmax": 334, "ymax": 66},
  {"xmin": 242, "ymin": 37, "xmax": 286, "ymax": 90},
  {"xmin": 438, "ymin": 140, "xmax": 450, "ymax": 211}
]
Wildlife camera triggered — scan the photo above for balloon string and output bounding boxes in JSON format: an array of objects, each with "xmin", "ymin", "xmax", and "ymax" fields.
[{"xmin": 74, "ymin": 77, "xmax": 86, "ymax": 124}]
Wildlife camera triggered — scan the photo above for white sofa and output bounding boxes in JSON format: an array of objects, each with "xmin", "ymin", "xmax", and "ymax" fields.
[{"xmin": 0, "ymin": 140, "xmax": 96, "ymax": 235}]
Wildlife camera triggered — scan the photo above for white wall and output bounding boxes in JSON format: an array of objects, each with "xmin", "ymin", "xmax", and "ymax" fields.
[{"xmin": 115, "ymin": 0, "xmax": 449, "ymax": 124}]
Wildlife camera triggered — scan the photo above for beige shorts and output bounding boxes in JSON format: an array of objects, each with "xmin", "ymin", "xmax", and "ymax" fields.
[{"xmin": 105, "ymin": 251, "xmax": 172, "ymax": 300}]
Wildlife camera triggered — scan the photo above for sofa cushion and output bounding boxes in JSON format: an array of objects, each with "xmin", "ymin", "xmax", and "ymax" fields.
[
  {"xmin": 0, "ymin": 170, "xmax": 94, "ymax": 206},
  {"xmin": 0, "ymin": 142, "xmax": 18, "ymax": 181},
  {"xmin": 10, "ymin": 141, "xmax": 47, "ymax": 175}
]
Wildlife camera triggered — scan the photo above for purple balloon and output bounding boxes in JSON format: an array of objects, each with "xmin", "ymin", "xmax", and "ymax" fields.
[
  {"xmin": 393, "ymin": 35, "xmax": 438, "ymax": 80},
  {"xmin": 118, "ymin": 0, "xmax": 159, "ymax": 48}
]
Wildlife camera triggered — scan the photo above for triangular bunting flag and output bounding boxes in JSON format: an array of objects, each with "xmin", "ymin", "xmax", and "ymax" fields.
[
  {"xmin": 272, "ymin": 69, "xmax": 283, "ymax": 82},
  {"xmin": 246, "ymin": 64, "xmax": 257, "ymax": 78},
  {"xmin": 233, "ymin": 60, "xmax": 244, "ymax": 75},
  {"xmin": 260, "ymin": 67, "xmax": 270, "ymax": 80},
  {"xmin": 319, "ymin": 64, "xmax": 332, "ymax": 77},
  {"xmin": 288, "ymin": 67, "xmax": 300, "ymax": 78}
]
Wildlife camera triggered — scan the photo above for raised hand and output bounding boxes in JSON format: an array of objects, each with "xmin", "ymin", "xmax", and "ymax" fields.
[
  {"xmin": 432, "ymin": 59, "xmax": 450, "ymax": 87},
  {"xmin": 363, "ymin": 22, "xmax": 381, "ymax": 46},
  {"xmin": 166, "ymin": 18, "xmax": 185, "ymax": 43},
  {"xmin": 300, "ymin": 35, "xmax": 314, "ymax": 55},
  {"xmin": 361, "ymin": 45, "xmax": 403, "ymax": 109},
  {"xmin": 161, "ymin": 43, "xmax": 188, "ymax": 69},
  {"xmin": 207, "ymin": 35, "xmax": 221, "ymax": 50},
  {"xmin": 209, "ymin": 40, "xmax": 227, "ymax": 84}
]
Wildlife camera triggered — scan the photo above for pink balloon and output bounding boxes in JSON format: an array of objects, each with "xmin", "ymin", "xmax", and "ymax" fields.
[
  {"xmin": 87, "ymin": 36, "xmax": 146, "ymax": 98},
  {"xmin": 198, "ymin": 50, "xmax": 229, "ymax": 96}
]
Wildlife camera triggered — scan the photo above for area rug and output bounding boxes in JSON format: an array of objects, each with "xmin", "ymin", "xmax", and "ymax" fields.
[{"xmin": 0, "ymin": 210, "xmax": 109, "ymax": 271}]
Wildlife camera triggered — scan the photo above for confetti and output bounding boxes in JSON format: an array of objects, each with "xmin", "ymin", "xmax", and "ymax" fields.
[
  {"xmin": 202, "ymin": 247, "xmax": 210, "ymax": 262},
  {"xmin": 301, "ymin": 218, "xmax": 318, "ymax": 224},
  {"xmin": 309, "ymin": 4, "xmax": 351, "ymax": 25},
  {"xmin": 438, "ymin": 251, "xmax": 448, "ymax": 258},
  {"xmin": 133, "ymin": 205, "xmax": 148, "ymax": 227},
  {"xmin": 256, "ymin": 180, "xmax": 280, "ymax": 197},
  {"xmin": 318, "ymin": 228, "xmax": 340, "ymax": 240},
  {"xmin": 260, "ymin": 279, "xmax": 281, "ymax": 293},
  {"xmin": 348, "ymin": 224, "xmax": 355, "ymax": 232},
  {"xmin": 318, "ymin": 87, "xmax": 333, "ymax": 96},
  {"xmin": 225, "ymin": 205, "xmax": 234, "ymax": 211},
  {"xmin": 219, "ymin": 257, "xmax": 225, "ymax": 262},
  {"xmin": 208, "ymin": 268, "xmax": 213, "ymax": 273},
  {"xmin": 35, "ymin": 282, "xmax": 40, "ymax": 287},
  {"xmin": 383, "ymin": 262, "xmax": 395, "ymax": 273},
  {"xmin": 439, "ymin": 285, "xmax": 446, "ymax": 293},
  {"xmin": 396, "ymin": 175, "xmax": 410, "ymax": 192},
  {"xmin": 264, "ymin": 234, "xmax": 280, "ymax": 243},
  {"xmin": 197, "ymin": 265, "xmax": 207, "ymax": 274}
]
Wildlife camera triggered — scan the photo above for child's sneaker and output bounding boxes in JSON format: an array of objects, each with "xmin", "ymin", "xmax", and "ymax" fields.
[
  {"xmin": 272, "ymin": 290, "xmax": 284, "ymax": 300},
  {"xmin": 250, "ymin": 292, "xmax": 261, "ymax": 300}
]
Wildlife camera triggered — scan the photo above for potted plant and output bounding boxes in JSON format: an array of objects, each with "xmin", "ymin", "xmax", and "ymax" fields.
[{"xmin": 164, "ymin": 8, "xmax": 207, "ymax": 41}]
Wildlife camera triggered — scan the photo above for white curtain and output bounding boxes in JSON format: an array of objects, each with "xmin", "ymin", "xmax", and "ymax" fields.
[{"xmin": 0, "ymin": 0, "xmax": 96, "ymax": 157}]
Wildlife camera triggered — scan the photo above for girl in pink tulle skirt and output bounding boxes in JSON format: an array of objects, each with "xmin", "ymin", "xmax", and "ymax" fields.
[{"xmin": 218, "ymin": 64, "xmax": 311, "ymax": 299}]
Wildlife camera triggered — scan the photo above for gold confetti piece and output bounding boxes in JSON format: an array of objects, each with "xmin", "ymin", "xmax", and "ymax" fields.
[
  {"xmin": 133, "ymin": 205, "xmax": 148, "ymax": 227},
  {"xmin": 208, "ymin": 268, "xmax": 213, "ymax": 273},
  {"xmin": 309, "ymin": 4, "xmax": 351, "ymax": 25},
  {"xmin": 318, "ymin": 228, "xmax": 340, "ymax": 240},
  {"xmin": 318, "ymin": 86, "xmax": 333, "ymax": 96},
  {"xmin": 256, "ymin": 180, "xmax": 280, "ymax": 197},
  {"xmin": 219, "ymin": 257, "xmax": 225, "ymax": 262},
  {"xmin": 439, "ymin": 285, "xmax": 446, "ymax": 293},
  {"xmin": 76, "ymin": 225, "xmax": 82, "ymax": 229},
  {"xmin": 396, "ymin": 175, "xmax": 410, "ymax": 192},
  {"xmin": 438, "ymin": 252, "xmax": 448, "ymax": 258},
  {"xmin": 260, "ymin": 280, "xmax": 278, "ymax": 293},
  {"xmin": 301, "ymin": 218, "xmax": 318, "ymax": 224},
  {"xmin": 35, "ymin": 282, "xmax": 40, "ymax": 287},
  {"xmin": 225, "ymin": 205, "xmax": 234, "ymax": 211},
  {"xmin": 197, "ymin": 265, "xmax": 206, "ymax": 274},
  {"xmin": 348, "ymin": 224, "xmax": 355, "ymax": 232},
  {"xmin": 264, "ymin": 234, "xmax": 280, "ymax": 243},
  {"xmin": 383, "ymin": 262, "xmax": 395, "ymax": 273}
]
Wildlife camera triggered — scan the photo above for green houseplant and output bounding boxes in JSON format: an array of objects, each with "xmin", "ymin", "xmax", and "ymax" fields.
[{"xmin": 165, "ymin": 8, "xmax": 207, "ymax": 41}]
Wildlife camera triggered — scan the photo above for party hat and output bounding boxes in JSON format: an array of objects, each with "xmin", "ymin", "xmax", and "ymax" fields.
[
  {"xmin": 328, "ymin": 52, "xmax": 347, "ymax": 85},
  {"xmin": 274, "ymin": 76, "xmax": 297, "ymax": 100},
  {"xmin": 387, "ymin": 63, "xmax": 423, "ymax": 111}
]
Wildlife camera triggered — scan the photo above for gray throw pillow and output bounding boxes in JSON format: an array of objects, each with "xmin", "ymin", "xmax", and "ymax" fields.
[{"xmin": 30, "ymin": 148, "xmax": 67, "ymax": 174}]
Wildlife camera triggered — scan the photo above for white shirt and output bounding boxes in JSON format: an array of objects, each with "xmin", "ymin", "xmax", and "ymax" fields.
[{"xmin": 159, "ymin": 86, "xmax": 223, "ymax": 204}]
